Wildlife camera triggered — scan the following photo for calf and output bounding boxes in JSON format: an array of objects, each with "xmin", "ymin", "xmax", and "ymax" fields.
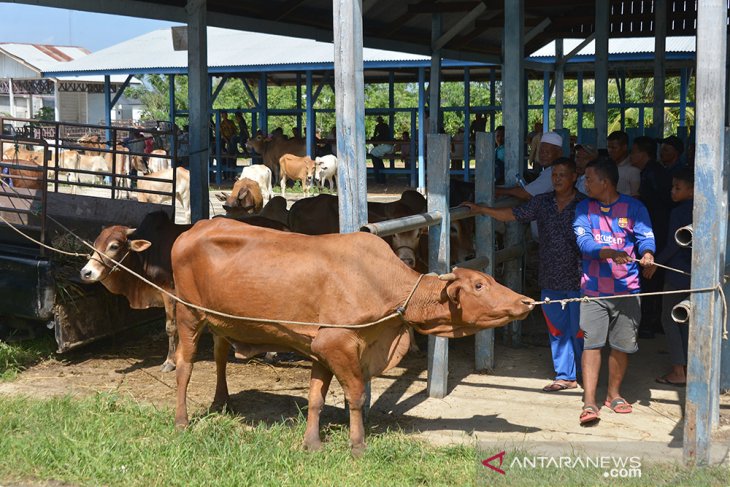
[
  {"xmin": 314, "ymin": 154, "xmax": 337, "ymax": 191},
  {"xmin": 239, "ymin": 164, "xmax": 273, "ymax": 204},
  {"xmin": 137, "ymin": 167, "xmax": 191, "ymax": 223},
  {"xmin": 279, "ymin": 153, "xmax": 315, "ymax": 196},
  {"xmin": 222, "ymin": 177, "xmax": 263, "ymax": 216},
  {"xmin": 147, "ymin": 149, "xmax": 170, "ymax": 173}
]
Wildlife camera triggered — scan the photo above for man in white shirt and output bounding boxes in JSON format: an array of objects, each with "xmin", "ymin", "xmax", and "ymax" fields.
[
  {"xmin": 497, "ymin": 131, "xmax": 564, "ymax": 201},
  {"xmin": 607, "ymin": 131, "xmax": 641, "ymax": 197}
]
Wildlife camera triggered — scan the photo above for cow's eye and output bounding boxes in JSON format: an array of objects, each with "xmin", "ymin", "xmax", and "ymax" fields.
[
  {"xmin": 109, "ymin": 243, "xmax": 119, "ymax": 251},
  {"xmin": 475, "ymin": 282, "xmax": 483, "ymax": 291}
]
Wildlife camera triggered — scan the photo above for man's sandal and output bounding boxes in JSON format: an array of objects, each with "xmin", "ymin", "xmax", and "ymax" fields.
[
  {"xmin": 542, "ymin": 381, "xmax": 578, "ymax": 392},
  {"xmin": 579, "ymin": 405, "xmax": 600, "ymax": 425},
  {"xmin": 604, "ymin": 397, "xmax": 633, "ymax": 414}
]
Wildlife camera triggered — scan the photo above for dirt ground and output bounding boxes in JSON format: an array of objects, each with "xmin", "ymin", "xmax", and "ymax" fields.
[{"xmin": 1, "ymin": 317, "xmax": 729, "ymax": 465}]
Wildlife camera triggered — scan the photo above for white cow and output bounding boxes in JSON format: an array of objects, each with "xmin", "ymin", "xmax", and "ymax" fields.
[
  {"xmin": 239, "ymin": 164, "xmax": 273, "ymax": 205},
  {"xmin": 147, "ymin": 149, "xmax": 170, "ymax": 173},
  {"xmin": 137, "ymin": 167, "xmax": 191, "ymax": 223},
  {"xmin": 314, "ymin": 154, "xmax": 337, "ymax": 191}
]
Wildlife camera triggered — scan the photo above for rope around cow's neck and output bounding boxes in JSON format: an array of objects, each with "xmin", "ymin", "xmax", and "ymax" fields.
[{"xmin": 0, "ymin": 201, "xmax": 429, "ymax": 329}]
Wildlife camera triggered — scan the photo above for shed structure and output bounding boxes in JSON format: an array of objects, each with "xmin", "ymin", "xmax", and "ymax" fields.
[{"xmin": 3, "ymin": 0, "xmax": 728, "ymax": 466}]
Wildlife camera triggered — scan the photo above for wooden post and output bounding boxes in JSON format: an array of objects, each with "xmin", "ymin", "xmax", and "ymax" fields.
[
  {"xmin": 555, "ymin": 39, "xmax": 564, "ymax": 130},
  {"xmin": 684, "ymin": 0, "xmax": 728, "ymax": 465},
  {"xmin": 475, "ymin": 131, "xmax": 495, "ymax": 370},
  {"xmin": 503, "ymin": 0, "xmax": 525, "ymax": 346},
  {"xmin": 594, "ymin": 0, "xmax": 609, "ymax": 148},
  {"xmin": 333, "ymin": 0, "xmax": 367, "ymax": 233},
  {"xmin": 463, "ymin": 67, "xmax": 471, "ymax": 181},
  {"xmin": 186, "ymin": 0, "xmax": 209, "ymax": 222},
  {"xmin": 654, "ymin": 0, "xmax": 667, "ymax": 137},
  {"xmin": 429, "ymin": 13, "xmax": 442, "ymax": 136},
  {"xmin": 427, "ymin": 133, "xmax": 450, "ymax": 398}
]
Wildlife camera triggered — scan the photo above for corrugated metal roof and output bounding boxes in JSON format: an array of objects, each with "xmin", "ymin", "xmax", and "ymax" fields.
[
  {"xmin": 43, "ymin": 27, "xmax": 432, "ymax": 76},
  {"xmin": 0, "ymin": 42, "xmax": 133, "ymax": 83},
  {"xmin": 530, "ymin": 36, "xmax": 696, "ymax": 58}
]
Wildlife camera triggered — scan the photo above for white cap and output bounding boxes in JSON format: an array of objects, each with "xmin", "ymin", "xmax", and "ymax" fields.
[{"xmin": 540, "ymin": 132, "xmax": 563, "ymax": 148}]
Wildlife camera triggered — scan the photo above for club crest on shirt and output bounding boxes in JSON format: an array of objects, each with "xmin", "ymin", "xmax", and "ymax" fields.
[{"xmin": 618, "ymin": 217, "xmax": 629, "ymax": 228}]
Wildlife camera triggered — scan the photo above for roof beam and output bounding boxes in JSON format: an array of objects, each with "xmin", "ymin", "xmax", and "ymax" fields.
[
  {"xmin": 408, "ymin": 1, "xmax": 483, "ymax": 13},
  {"xmin": 524, "ymin": 17, "xmax": 552, "ymax": 44},
  {"xmin": 433, "ymin": 2, "xmax": 488, "ymax": 50},
  {"xmin": 273, "ymin": 0, "xmax": 307, "ymax": 20},
  {"xmin": 362, "ymin": 0, "xmax": 384, "ymax": 15},
  {"xmin": 558, "ymin": 33, "xmax": 595, "ymax": 66}
]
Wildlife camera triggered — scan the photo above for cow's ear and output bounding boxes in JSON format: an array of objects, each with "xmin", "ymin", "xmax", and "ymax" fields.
[
  {"xmin": 446, "ymin": 282, "xmax": 462, "ymax": 308},
  {"xmin": 129, "ymin": 239, "xmax": 152, "ymax": 252}
]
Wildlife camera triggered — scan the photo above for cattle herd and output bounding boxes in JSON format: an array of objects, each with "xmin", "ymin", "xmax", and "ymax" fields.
[{"xmin": 5, "ymin": 133, "xmax": 534, "ymax": 456}]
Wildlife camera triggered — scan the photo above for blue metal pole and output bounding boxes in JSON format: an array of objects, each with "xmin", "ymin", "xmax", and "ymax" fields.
[
  {"xmin": 296, "ymin": 72, "xmax": 303, "ymax": 133},
  {"xmin": 680, "ymin": 68, "xmax": 689, "ymax": 128},
  {"xmin": 410, "ymin": 109, "xmax": 417, "ymax": 187},
  {"xmin": 418, "ymin": 67, "xmax": 426, "ymax": 191},
  {"xmin": 259, "ymin": 73, "xmax": 268, "ymax": 135},
  {"xmin": 104, "ymin": 75, "xmax": 112, "ymax": 145},
  {"xmin": 542, "ymin": 71, "xmax": 550, "ymax": 132},
  {"xmin": 489, "ymin": 68, "xmax": 496, "ymax": 132},
  {"xmin": 215, "ymin": 110, "xmax": 222, "ymax": 186},
  {"xmin": 389, "ymin": 71, "xmax": 395, "ymax": 169},
  {"xmin": 464, "ymin": 67, "xmax": 471, "ymax": 182},
  {"xmin": 168, "ymin": 74, "xmax": 176, "ymax": 128},
  {"xmin": 577, "ymin": 71, "xmax": 584, "ymax": 142},
  {"xmin": 306, "ymin": 70, "xmax": 314, "ymax": 157}
]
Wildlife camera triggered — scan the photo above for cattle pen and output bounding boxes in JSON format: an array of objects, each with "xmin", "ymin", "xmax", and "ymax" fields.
[{"xmin": 0, "ymin": 0, "xmax": 729, "ymax": 471}]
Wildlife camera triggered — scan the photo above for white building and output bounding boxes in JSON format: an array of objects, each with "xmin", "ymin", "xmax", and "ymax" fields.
[{"xmin": 0, "ymin": 42, "xmax": 141, "ymax": 124}]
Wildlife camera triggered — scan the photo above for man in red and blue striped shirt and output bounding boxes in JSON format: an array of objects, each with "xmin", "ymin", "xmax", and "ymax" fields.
[{"xmin": 572, "ymin": 156, "xmax": 656, "ymax": 425}]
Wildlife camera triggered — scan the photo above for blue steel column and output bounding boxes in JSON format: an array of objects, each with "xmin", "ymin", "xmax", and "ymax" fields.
[
  {"xmin": 577, "ymin": 72, "xmax": 584, "ymax": 142},
  {"xmin": 542, "ymin": 71, "xmax": 550, "ymax": 131},
  {"xmin": 259, "ymin": 73, "xmax": 268, "ymax": 135},
  {"xmin": 410, "ymin": 109, "xmax": 417, "ymax": 187},
  {"xmin": 186, "ymin": 0, "xmax": 209, "ymax": 221},
  {"xmin": 489, "ymin": 68, "xmax": 496, "ymax": 132},
  {"xmin": 214, "ymin": 111, "xmax": 221, "ymax": 185},
  {"xmin": 168, "ymin": 74, "xmax": 176, "ymax": 128},
  {"xmin": 503, "ymin": 0, "xmax": 525, "ymax": 346},
  {"xmin": 474, "ymin": 131, "xmax": 495, "ymax": 370},
  {"xmin": 680, "ymin": 68, "xmax": 688, "ymax": 128},
  {"xmin": 104, "ymin": 75, "xmax": 112, "ymax": 145},
  {"xmin": 388, "ymin": 71, "xmax": 395, "ymax": 139},
  {"xmin": 429, "ymin": 13, "xmax": 442, "ymax": 135},
  {"xmin": 684, "ymin": 0, "xmax": 728, "ymax": 465},
  {"xmin": 306, "ymin": 70, "xmax": 314, "ymax": 157},
  {"xmin": 594, "ymin": 0, "xmax": 609, "ymax": 148},
  {"xmin": 555, "ymin": 39, "xmax": 564, "ymax": 130},
  {"xmin": 463, "ymin": 67, "xmax": 471, "ymax": 181},
  {"xmin": 654, "ymin": 0, "xmax": 667, "ymax": 138},
  {"xmin": 417, "ymin": 67, "xmax": 426, "ymax": 191},
  {"xmin": 427, "ymin": 133, "xmax": 451, "ymax": 398},
  {"xmin": 296, "ymin": 73, "xmax": 302, "ymax": 133}
]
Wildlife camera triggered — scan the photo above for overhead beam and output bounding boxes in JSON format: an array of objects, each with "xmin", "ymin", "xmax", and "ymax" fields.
[
  {"xmin": 558, "ymin": 33, "xmax": 596, "ymax": 66},
  {"xmin": 273, "ymin": 0, "xmax": 306, "ymax": 20},
  {"xmin": 524, "ymin": 17, "xmax": 552, "ymax": 45},
  {"xmin": 433, "ymin": 2, "xmax": 487, "ymax": 51},
  {"xmin": 409, "ymin": 0, "xmax": 483, "ymax": 13},
  {"xmin": 109, "ymin": 74, "xmax": 134, "ymax": 108}
]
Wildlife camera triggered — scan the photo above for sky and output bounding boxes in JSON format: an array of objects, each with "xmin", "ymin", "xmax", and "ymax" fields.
[{"xmin": 0, "ymin": 4, "xmax": 180, "ymax": 51}]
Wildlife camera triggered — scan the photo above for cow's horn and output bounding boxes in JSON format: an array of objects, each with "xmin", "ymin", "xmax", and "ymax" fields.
[
  {"xmin": 125, "ymin": 228, "xmax": 137, "ymax": 236},
  {"xmin": 438, "ymin": 273, "xmax": 457, "ymax": 281}
]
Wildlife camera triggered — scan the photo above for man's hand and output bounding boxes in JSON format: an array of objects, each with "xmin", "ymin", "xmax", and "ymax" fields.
[
  {"xmin": 600, "ymin": 248, "xmax": 632, "ymax": 264},
  {"xmin": 643, "ymin": 265, "xmax": 658, "ymax": 279},
  {"xmin": 639, "ymin": 252, "xmax": 655, "ymax": 268},
  {"xmin": 460, "ymin": 202, "xmax": 482, "ymax": 214}
]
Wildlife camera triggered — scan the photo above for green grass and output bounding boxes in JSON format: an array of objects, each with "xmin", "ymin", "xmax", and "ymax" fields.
[
  {"xmin": 0, "ymin": 394, "xmax": 726, "ymax": 486},
  {"xmin": 0, "ymin": 336, "xmax": 55, "ymax": 381}
]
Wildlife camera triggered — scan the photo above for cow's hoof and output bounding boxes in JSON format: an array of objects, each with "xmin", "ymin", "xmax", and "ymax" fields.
[
  {"xmin": 210, "ymin": 398, "xmax": 229, "ymax": 413},
  {"xmin": 350, "ymin": 443, "xmax": 366, "ymax": 458},
  {"xmin": 174, "ymin": 419, "xmax": 189, "ymax": 431},
  {"xmin": 160, "ymin": 361, "xmax": 176, "ymax": 373},
  {"xmin": 302, "ymin": 439, "xmax": 323, "ymax": 452}
]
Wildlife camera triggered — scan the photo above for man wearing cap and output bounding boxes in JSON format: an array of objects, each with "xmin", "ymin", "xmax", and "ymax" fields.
[
  {"xmin": 574, "ymin": 143, "xmax": 598, "ymax": 194},
  {"xmin": 606, "ymin": 131, "xmax": 641, "ymax": 197},
  {"xmin": 497, "ymin": 131, "xmax": 564, "ymax": 201}
]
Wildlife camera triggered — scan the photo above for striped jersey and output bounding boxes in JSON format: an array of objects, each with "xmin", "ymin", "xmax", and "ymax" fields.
[{"xmin": 573, "ymin": 194, "xmax": 656, "ymax": 297}]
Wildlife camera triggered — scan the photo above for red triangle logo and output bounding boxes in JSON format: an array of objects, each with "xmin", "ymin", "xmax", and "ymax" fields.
[{"xmin": 482, "ymin": 451, "xmax": 506, "ymax": 475}]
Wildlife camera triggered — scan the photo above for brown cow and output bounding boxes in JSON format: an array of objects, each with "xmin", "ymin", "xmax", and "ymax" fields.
[
  {"xmin": 170, "ymin": 219, "xmax": 534, "ymax": 455},
  {"xmin": 246, "ymin": 134, "xmax": 306, "ymax": 184},
  {"xmin": 220, "ymin": 177, "xmax": 263, "ymax": 216},
  {"xmin": 1, "ymin": 158, "xmax": 43, "ymax": 189},
  {"xmin": 279, "ymin": 154, "xmax": 316, "ymax": 197},
  {"xmin": 80, "ymin": 211, "xmax": 191, "ymax": 372},
  {"xmin": 137, "ymin": 167, "xmax": 190, "ymax": 223}
]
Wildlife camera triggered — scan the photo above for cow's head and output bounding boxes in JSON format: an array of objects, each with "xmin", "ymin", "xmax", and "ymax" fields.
[
  {"xmin": 245, "ymin": 135, "xmax": 266, "ymax": 153},
  {"xmin": 390, "ymin": 228, "xmax": 424, "ymax": 269},
  {"xmin": 303, "ymin": 157, "xmax": 316, "ymax": 187},
  {"xmin": 450, "ymin": 219, "xmax": 476, "ymax": 265},
  {"xmin": 223, "ymin": 177, "xmax": 260, "ymax": 215},
  {"xmin": 414, "ymin": 268, "xmax": 533, "ymax": 336},
  {"xmin": 80, "ymin": 226, "xmax": 150, "ymax": 283}
]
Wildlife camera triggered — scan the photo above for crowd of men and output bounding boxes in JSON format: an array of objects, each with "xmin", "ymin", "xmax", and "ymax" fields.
[{"xmin": 463, "ymin": 128, "xmax": 693, "ymax": 426}]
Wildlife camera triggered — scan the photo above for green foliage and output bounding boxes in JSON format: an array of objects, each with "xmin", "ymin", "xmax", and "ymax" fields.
[{"xmin": 33, "ymin": 106, "xmax": 55, "ymax": 121}]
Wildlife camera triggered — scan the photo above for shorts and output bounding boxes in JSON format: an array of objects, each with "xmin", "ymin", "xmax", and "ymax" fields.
[{"xmin": 579, "ymin": 296, "xmax": 641, "ymax": 353}]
